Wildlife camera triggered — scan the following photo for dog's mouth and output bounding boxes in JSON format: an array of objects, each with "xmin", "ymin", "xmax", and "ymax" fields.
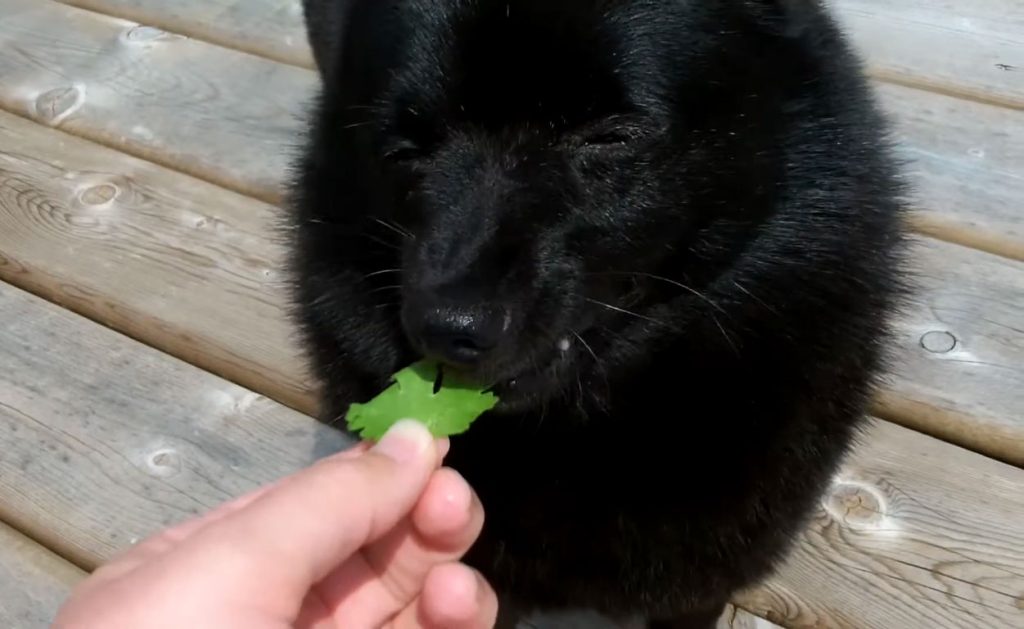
[{"xmin": 482, "ymin": 335, "xmax": 578, "ymax": 410}]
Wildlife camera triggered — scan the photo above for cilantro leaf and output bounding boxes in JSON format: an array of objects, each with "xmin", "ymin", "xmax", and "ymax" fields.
[{"xmin": 346, "ymin": 360, "xmax": 499, "ymax": 440}]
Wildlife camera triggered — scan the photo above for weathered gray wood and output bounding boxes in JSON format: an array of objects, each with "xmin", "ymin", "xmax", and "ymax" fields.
[
  {"xmin": 0, "ymin": 109, "xmax": 312, "ymax": 414},
  {"xmin": 876, "ymin": 83, "xmax": 1024, "ymax": 262},
  {"xmin": 0, "ymin": 522, "xmax": 84, "ymax": 629},
  {"xmin": 54, "ymin": 0, "xmax": 313, "ymax": 67},
  {"xmin": 0, "ymin": 281, "xmax": 350, "ymax": 568},
  {"xmin": 878, "ymin": 238, "xmax": 1024, "ymax": 465},
  {"xmin": 3, "ymin": 282, "xmax": 1022, "ymax": 628},
  {"xmin": 737, "ymin": 419, "xmax": 1024, "ymax": 628},
  {"xmin": 0, "ymin": 0, "xmax": 314, "ymax": 203},
  {"xmin": 719, "ymin": 608, "xmax": 783, "ymax": 629},
  {"xmin": 833, "ymin": 0, "xmax": 1024, "ymax": 109}
]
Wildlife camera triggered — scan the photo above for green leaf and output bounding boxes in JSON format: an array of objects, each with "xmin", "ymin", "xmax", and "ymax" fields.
[{"xmin": 346, "ymin": 360, "xmax": 499, "ymax": 440}]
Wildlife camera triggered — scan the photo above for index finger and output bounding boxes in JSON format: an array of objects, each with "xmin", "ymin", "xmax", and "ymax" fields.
[{"xmin": 171, "ymin": 420, "xmax": 444, "ymax": 617}]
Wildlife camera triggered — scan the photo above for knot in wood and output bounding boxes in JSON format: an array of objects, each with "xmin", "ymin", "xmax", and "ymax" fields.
[
  {"xmin": 147, "ymin": 448, "xmax": 182, "ymax": 478},
  {"xmin": 35, "ymin": 86, "xmax": 85, "ymax": 125},
  {"xmin": 123, "ymin": 25, "xmax": 176, "ymax": 43},
  {"xmin": 920, "ymin": 330, "xmax": 957, "ymax": 354},
  {"xmin": 78, "ymin": 183, "xmax": 119, "ymax": 207},
  {"xmin": 824, "ymin": 481, "xmax": 886, "ymax": 529}
]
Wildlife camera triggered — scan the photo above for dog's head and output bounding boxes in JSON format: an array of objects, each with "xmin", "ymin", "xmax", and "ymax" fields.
[{"xmin": 298, "ymin": 0, "xmax": 861, "ymax": 411}]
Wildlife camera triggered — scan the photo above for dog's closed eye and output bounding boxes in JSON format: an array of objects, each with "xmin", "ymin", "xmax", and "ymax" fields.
[
  {"xmin": 581, "ymin": 129, "xmax": 632, "ymax": 148},
  {"xmin": 574, "ymin": 115, "xmax": 651, "ymax": 153},
  {"xmin": 383, "ymin": 138, "xmax": 423, "ymax": 163}
]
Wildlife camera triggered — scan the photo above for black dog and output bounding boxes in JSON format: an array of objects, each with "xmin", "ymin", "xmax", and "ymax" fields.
[{"xmin": 288, "ymin": 1, "xmax": 908, "ymax": 626}]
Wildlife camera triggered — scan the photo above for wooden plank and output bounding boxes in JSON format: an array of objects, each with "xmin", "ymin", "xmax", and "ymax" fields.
[
  {"xmin": 876, "ymin": 83, "xmax": 1024, "ymax": 262},
  {"xmin": 720, "ymin": 607, "xmax": 783, "ymax": 629},
  {"xmin": 53, "ymin": 0, "xmax": 313, "ymax": 68},
  {"xmin": 0, "ymin": 281, "xmax": 350, "ymax": 568},
  {"xmin": 1, "ymin": 289, "xmax": 1018, "ymax": 628},
  {"xmin": 832, "ymin": 0, "xmax": 1024, "ymax": 110},
  {"xmin": 0, "ymin": 109, "xmax": 312, "ymax": 414},
  {"xmin": 878, "ymin": 238, "xmax": 1024, "ymax": 465},
  {"xmin": 0, "ymin": 0, "xmax": 313, "ymax": 203},
  {"xmin": 738, "ymin": 419, "xmax": 1024, "ymax": 629},
  {"xmin": 0, "ymin": 522, "xmax": 84, "ymax": 629},
  {"xmin": 4, "ymin": 1, "xmax": 1023, "ymax": 261}
]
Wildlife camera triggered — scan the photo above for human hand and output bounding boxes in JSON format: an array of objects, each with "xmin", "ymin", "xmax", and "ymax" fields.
[{"xmin": 53, "ymin": 420, "xmax": 496, "ymax": 629}]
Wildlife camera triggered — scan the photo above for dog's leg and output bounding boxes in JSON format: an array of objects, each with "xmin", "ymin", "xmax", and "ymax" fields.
[
  {"xmin": 646, "ymin": 600, "xmax": 728, "ymax": 629},
  {"xmin": 494, "ymin": 594, "xmax": 525, "ymax": 629}
]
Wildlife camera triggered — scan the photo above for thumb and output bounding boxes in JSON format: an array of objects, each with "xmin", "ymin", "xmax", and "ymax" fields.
[{"xmin": 178, "ymin": 419, "xmax": 443, "ymax": 612}]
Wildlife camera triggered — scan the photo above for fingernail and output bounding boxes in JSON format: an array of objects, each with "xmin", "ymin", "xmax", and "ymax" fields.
[{"xmin": 372, "ymin": 419, "xmax": 432, "ymax": 463}]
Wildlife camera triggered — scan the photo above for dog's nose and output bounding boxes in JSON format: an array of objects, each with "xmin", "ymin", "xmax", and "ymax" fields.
[{"xmin": 410, "ymin": 307, "xmax": 505, "ymax": 367}]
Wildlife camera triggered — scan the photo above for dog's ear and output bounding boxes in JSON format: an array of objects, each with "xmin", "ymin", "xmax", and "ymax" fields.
[
  {"xmin": 302, "ymin": 0, "xmax": 359, "ymax": 79},
  {"xmin": 743, "ymin": 0, "xmax": 820, "ymax": 37}
]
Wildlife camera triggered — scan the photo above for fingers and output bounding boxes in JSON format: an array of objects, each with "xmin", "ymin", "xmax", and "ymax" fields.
[
  {"xmin": 164, "ymin": 420, "xmax": 445, "ymax": 615},
  {"xmin": 158, "ymin": 440, "xmax": 375, "ymax": 543},
  {"xmin": 311, "ymin": 466, "xmax": 485, "ymax": 626},
  {"xmin": 91, "ymin": 442, "xmax": 375, "ymax": 583},
  {"xmin": 388, "ymin": 563, "xmax": 498, "ymax": 629}
]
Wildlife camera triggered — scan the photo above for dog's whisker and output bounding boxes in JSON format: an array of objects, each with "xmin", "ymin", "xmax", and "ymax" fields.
[
  {"xmin": 572, "ymin": 331, "xmax": 600, "ymax": 366},
  {"xmin": 585, "ymin": 298, "xmax": 672, "ymax": 329},
  {"xmin": 732, "ymin": 280, "xmax": 781, "ymax": 316},
  {"xmin": 710, "ymin": 313, "xmax": 741, "ymax": 358},
  {"xmin": 596, "ymin": 271, "xmax": 728, "ymax": 316},
  {"xmin": 373, "ymin": 218, "xmax": 414, "ymax": 240},
  {"xmin": 361, "ymin": 268, "xmax": 402, "ymax": 281},
  {"xmin": 363, "ymin": 233, "xmax": 402, "ymax": 251},
  {"xmin": 342, "ymin": 120, "xmax": 376, "ymax": 130}
]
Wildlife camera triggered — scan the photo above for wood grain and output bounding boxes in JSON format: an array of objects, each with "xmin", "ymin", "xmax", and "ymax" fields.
[
  {"xmin": 2, "ymin": 0, "xmax": 1022, "ymax": 263},
  {"xmin": 1, "ymin": 288, "xmax": 1018, "ymax": 628},
  {"xmin": 739, "ymin": 419, "xmax": 1024, "ymax": 629},
  {"xmin": 720, "ymin": 606, "xmax": 784, "ymax": 629},
  {"xmin": 0, "ymin": 109, "xmax": 314, "ymax": 413},
  {"xmin": 877, "ymin": 238, "xmax": 1024, "ymax": 465},
  {"xmin": 0, "ymin": 280, "xmax": 350, "ymax": 568},
  {"xmin": 876, "ymin": 83, "xmax": 1024, "ymax": 262},
  {"xmin": 54, "ymin": 0, "xmax": 313, "ymax": 68},
  {"xmin": 0, "ymin": 522, "xmax": 84, "ymax": 629},
  {"xmin": 0, "ymin": 0, "xmax": 314, "ymax": 203},
  {"xmin": 832, "ymin": 0, "xmax": 1024, "ymax": 109}
]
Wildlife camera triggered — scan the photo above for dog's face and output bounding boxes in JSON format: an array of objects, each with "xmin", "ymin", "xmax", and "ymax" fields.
[{"xmin": 305, "ymin": 0, "xmax": 813, "ymax": 411}]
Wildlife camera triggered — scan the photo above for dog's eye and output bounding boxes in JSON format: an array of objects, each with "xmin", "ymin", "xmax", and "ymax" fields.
[
  {"xmin": 576, "ymin": 117, "xmax": 645, "ymax": 153},
  {"xmin": 383, "ymin": 139, "xmax": 423, "ymax": 163},
  {"xmin": 582, "ymin": 130, "xmax": 632, "ymax": 148}
]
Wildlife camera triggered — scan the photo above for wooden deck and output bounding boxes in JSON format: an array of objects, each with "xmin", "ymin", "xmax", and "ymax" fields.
[{"xmin": 0, "ymin": 1, "xmax": 1021, "ymax": 627}]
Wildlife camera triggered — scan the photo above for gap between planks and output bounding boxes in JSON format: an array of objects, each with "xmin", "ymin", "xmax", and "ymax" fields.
[
  {"xmin": 0, "ymin": 520, "xmax": 85, "ymax": 629},
  {"xmin": 871, "ymin": 69, "xmax": 1024, "ymax": 114},
  {"xmin": 0, "ymin": 101, "xmax": 283, "ymax": 208}
]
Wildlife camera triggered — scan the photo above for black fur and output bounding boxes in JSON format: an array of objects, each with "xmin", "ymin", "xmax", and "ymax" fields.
[{"xmin": 287, "ymin": 1, "xmax": 909, "ymax": 626}]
